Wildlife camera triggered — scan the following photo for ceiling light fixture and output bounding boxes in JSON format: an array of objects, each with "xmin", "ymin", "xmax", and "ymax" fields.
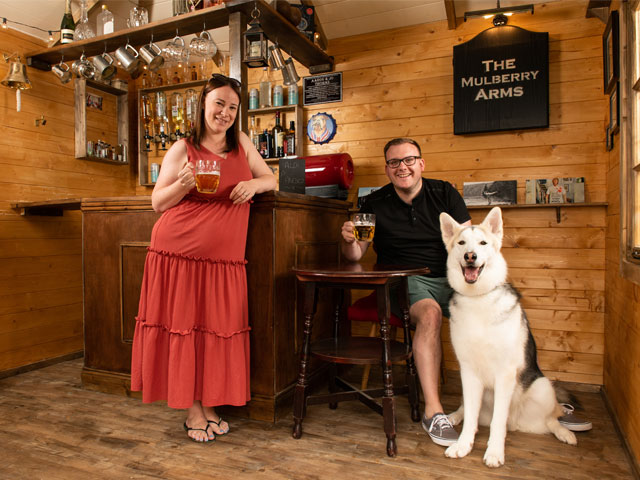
[{"xmin": 464, "ymin": 1, "xmax": 534, "ymax": 26}]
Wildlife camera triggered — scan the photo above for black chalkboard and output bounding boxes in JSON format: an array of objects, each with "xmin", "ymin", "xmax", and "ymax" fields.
[
  {"xmin": 303, "ymin": 72, "xmax": 342, "ymax": 106},
  {"xmin": 279, "ymin": 157, "xmax": 306, "ymax": 194}
]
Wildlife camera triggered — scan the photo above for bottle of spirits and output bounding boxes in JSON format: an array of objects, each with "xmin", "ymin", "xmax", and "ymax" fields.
[
  {"xmin": 170, "ymin": 92, "xmax": 185, "ymax": 140},
  {"xmin": 172, "ymin": 71, "xmax": 181, "ymax": 84},
  {"xmin": 272, "ymin": 111, "xmax": 284, "ymax": 158},
  {"xmin": 185, "ymin": 89, "xmax": 198, "ymax": 135},
  {"xmin": 140, "ymin": 93, "xmax": 154, "ymax": 151},
  {"xmin": 249, "ymin": 116, "xmax": 259, "ymax": 151},
  {"xmin": 60, "ymin": 0, "xmax": 75, "ymax": 44},
  {"xmin": 285, "ymin": 121, "xmax": 296, "ymax": 156},
  {"xmin": 155, "ymin": 91, "xmax": 169, "ymax": 150},
  {"xmin": 263, "ymin": 129, "xmax": 273, "ymax": 158},
  {"xmin": 259, "ymin": 67, "xmax": 272, "ymax": 108},
  {"xmin": 97, "ymin": 4, "xmax": 114, "ymax": 36},
  {"xmin": 191, "ymin": 65, "xmax": 198, "ymax": 81},
  {"xmin": 74, "ymin": 0, "xmax": 95, "ymax": 40}
]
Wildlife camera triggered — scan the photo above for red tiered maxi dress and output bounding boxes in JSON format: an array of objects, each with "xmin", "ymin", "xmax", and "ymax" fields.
[{"xmin": 131, "ymin": 142, "xmax": 252, "ymax": 409}]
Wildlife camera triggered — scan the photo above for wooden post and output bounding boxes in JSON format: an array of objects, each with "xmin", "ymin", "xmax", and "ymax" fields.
[{"xmin": 229, "ymin": 10, "xmax": 248, "ymax": 135}]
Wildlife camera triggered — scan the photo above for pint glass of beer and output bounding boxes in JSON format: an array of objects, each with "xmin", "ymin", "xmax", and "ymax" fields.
[
  {"xmin": 195, "ymin": 159, "xmax": 220, "ymax": 194},
  {"xmin": 352, "ymin": 213, "xmax": 376, "ymax": 242}
]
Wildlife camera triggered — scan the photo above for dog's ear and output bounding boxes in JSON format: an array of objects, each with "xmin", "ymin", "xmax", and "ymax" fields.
[
  {"xmin": 481, "ymin": 207, "xmax": 503, "ymax": 240},
  {"xmin": 440, "ymin": 212, "xmax": 460, "ymax": 248}
]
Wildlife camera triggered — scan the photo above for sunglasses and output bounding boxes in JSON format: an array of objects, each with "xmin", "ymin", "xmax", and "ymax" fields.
[
  {"xmin": 385, "ymin": 155, "xmax": 419, "ymax": 169},
  {"xmin": 210, "ymin": 73, "xmax": 242, "ymax": 88}
]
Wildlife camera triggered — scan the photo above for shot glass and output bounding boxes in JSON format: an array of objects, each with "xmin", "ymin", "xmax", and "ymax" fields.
[
  {"xmin": 352, "ymin": 213, "xmax": 376, "ymax": 242},
  {"xmin": 195, "ymin": 159, "xmax": 220, "ymax": 193}
]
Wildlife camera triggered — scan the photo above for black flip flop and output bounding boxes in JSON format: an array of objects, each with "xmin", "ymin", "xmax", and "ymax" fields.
[
  {"xmin": 207, "ymin": 417, "xmax": 229, "ymax": 436},
  {"xmin": 183, "ymin": 422, "xmax": 215, "ymax": 443}
]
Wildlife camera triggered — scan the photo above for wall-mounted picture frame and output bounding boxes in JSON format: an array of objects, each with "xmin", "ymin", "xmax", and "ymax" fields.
[
  {"xmin": 610, "ymin": 82, "xmax": 620, "ymax": 134},
  {"xmin": 603, "ymin": 10, "xmax": 619, "ymax": 95}
]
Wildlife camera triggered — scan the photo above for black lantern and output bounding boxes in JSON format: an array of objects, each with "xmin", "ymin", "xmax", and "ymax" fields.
[{"xmin": 243, "ymin": 6, "xmax": 268, "ymax": 68}]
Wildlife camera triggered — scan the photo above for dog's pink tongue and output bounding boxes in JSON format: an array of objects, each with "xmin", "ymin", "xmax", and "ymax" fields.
[{"xmin": 464, "ymin": 266, "xmax": 480, "ymax": 283}]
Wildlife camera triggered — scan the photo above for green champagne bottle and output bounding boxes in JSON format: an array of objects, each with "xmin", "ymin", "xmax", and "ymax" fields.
[{"xmin": 60, "ymin": 0, "xmax": 75, "ymax": 44}]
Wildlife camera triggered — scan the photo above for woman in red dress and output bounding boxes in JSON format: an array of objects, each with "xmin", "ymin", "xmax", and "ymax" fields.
[{"xmin": 131, "ymin": 74, "xmax": 276, "ymax": 442}]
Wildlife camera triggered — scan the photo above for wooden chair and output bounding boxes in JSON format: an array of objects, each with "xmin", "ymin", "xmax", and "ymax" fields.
[{"xmin": 348, "ymin": 292, "xmax": 446, "ymax": 390}]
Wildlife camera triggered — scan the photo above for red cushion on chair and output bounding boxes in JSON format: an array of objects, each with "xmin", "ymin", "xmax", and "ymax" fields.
[{"xmin": 347, "ymin": 292, "xmax": 404, "ymax": 328}]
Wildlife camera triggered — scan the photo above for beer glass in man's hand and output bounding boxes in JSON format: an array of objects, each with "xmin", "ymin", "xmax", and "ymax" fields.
[
  {"xmin": 195, "ymin": 159, "xmax": 220, "ymax": 194},
  {"xmin": 352, "ymin": 213, "xmax": 375, "ymax": 242}
]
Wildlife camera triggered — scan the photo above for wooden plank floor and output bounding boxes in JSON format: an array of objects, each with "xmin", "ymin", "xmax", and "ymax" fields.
[{"xmin": 0, "ymin": 359, "xmax": 635, "ymax": 480}]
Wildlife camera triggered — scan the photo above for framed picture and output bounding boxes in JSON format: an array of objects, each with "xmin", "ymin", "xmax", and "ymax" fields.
[
  {"xmin": 603, "ymin": 10, "xmax": 619, "ymax": 95},
  {"xmin": 610, "ymin": 83, "xmax": 620, "ymax": 134},
  {"xmin": 606, "ymin": 125, "xmax": 613, "ymax": 151},
  {"xmin": 86, "ymin": 93, "xmax": 103, "ymax": 110},
  {"xmin": 462, "ymin": 180, "xmax": 517, "ymax": 206}
]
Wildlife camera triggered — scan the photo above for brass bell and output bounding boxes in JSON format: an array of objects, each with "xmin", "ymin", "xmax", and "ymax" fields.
[{"xmin": 1, "ymin": 56, "xmax": 32, "ymax": 90}]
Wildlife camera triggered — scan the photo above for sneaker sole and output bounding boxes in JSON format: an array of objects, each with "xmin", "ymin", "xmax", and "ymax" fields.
[
  {"xmin": 560, "ymin": 421, "xmax": 593, "ymax": 432},
  {"xmin": 422, "ymin": 419, "xmax": 458, "ymax": 447}
]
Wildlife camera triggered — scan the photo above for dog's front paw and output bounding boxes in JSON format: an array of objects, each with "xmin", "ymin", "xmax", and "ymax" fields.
[
  {"xmin": 483, "ymin": 447, "xmax": 505, "ymax": 468},
  {"xmin": 444, "ymin": 440, "xmax": 473, "ymax": 459},
  {"xmin": 557, "ymin": 427, "xmax": 577, "ymax": 445}
]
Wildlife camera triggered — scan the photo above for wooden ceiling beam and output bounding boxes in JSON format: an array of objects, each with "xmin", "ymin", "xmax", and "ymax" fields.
[{"xmin": 444, "ymin": 0, "xmax": 458, "ymax": 30}]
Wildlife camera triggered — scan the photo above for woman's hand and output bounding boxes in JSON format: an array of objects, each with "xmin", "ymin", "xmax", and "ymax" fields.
[
  {"xmin": 177, "ymin": 159, "xmax": 196, "ymax": 191},
  {"xmin": 230, "ymin": 180, "xmax": 257, "ymax": 204}
]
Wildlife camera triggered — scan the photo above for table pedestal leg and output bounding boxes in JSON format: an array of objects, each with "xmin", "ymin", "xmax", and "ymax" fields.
[{"xmin": 293, "ymin": 282, "xmax": 317, "ymax": 439}]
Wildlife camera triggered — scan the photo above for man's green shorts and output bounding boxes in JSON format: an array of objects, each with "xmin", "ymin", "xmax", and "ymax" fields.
[{"xmin": 390, "ymin": 275, "xmax": 453, "ymax": 320}]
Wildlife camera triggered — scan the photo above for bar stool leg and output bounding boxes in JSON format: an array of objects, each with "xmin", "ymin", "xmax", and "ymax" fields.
[
  {"xmin": 399, "ymin": 278, "xmax": 420, "ymax": 422},
  {"xmin": 293, "ymin": 282, "xmax": 317, "ymax": 439},
  {"xmin": 377, "ymin": 284, "xmax": 397, "ymax": 457}
]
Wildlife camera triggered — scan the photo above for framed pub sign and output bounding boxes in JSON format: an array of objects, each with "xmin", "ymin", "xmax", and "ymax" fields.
[{"xmin": 453, "ymin": 25, "xmax": 549, "ymax": 135}]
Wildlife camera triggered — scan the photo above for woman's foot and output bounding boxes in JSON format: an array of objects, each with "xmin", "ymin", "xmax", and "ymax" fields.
[
  {"xmin": 203, "ymin": 406, "xmax": 230, "ymax": 435},
  {"xmin": 185, "ymin": 402, "xmax": 215, "ymax": 442}
]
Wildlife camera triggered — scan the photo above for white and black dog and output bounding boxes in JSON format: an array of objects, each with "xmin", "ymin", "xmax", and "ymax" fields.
[{"xmin": 439, "ymin": 207, "xmax": 576, "ymax": 468}]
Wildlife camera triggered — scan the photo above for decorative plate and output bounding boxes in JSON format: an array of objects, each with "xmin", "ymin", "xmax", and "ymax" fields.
[{"xmin": 306, "ymin": 112, "xmax": 337, "ymax": 144}]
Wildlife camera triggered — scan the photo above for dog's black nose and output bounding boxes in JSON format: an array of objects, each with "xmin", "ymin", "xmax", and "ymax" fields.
[{"xmin": 464, "ymin": 252, "xmax": 477, "ymax": 263}]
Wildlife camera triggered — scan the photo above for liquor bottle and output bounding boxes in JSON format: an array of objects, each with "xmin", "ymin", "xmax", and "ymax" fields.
[
  {"xmin": 249, "ymin": 116, "xmax": 259, "ymax": 151},
  {"xmin": 259, "ymin": 67, "xmax": 272, "ymax": 108},
  {"xmin": 170, "ymin": 92, "xmax": 185, "ymax": 140},
  {"xmin": 263, "ymin": 129, "xmax": 273, "ymax": 158},
  {"xmin": 96, "ymin": 4, "xmax": 114, "ymax": 36},
  {"xmin": 140, "ymin": 93, "xmax": 154, "ymax": 151},
  {"xmin": 272, "ymin": 111, "xmax": 284, "ymax": 158},
  {"xmin": 172, "ymin": 71, "xmax": 181, "ymax": 84},
  {"xmin": 191, "ymin": 65, "xmax": 198, "ymax": 81},
  {"xmin": 185, "ymin": 89, "xmax": 198, "ymax": 135},
  {"xmin": 285, "ymin": 120, "xmax": 296, "ymax": 156},
  {"xmin": 60, "ymin": 0, "xmax": 75, "ymax": 44},
  {"xmin": 155, "ymin": 91, "xmax": 169, "ymax": 150}
]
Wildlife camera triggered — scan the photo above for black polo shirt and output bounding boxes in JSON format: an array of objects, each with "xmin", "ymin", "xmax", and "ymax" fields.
[{"xmin": 359, "ymin": 179, "xmax": 470, "ymax": 277}]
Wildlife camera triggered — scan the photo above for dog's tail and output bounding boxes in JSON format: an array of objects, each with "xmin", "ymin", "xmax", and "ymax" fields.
[{"xmin": 554, "ymin": 384, "xmax": 583, "ymax": 410}]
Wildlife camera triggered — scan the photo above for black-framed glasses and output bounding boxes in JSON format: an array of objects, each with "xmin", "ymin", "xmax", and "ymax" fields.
[
  {"xmin": 210, "ymin": 73, "xmax": 242, "ymax": 88},
  {"xmin": 385, "ymin": 155, "xmax": 419, "ymax": 168}
]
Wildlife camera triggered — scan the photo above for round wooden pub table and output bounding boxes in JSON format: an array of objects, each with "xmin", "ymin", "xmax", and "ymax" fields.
[{"xmin": 291, "ymin": 263, "xmax": 429, "ymax": 457}]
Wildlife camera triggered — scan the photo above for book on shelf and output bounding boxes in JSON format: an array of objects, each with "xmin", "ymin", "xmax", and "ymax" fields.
[{"xmin": 525, "ymin": 177, "xmax": 585, "ymax": 204}]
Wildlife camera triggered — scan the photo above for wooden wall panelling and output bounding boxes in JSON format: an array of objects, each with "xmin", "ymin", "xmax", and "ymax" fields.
[{"xmin": 0, "ymin": 27, "xmax": 138, "ymax": 374}]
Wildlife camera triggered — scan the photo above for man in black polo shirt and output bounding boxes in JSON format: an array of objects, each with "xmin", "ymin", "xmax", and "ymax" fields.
[{"xmin": 341, "ymin": 137, "xmax": 471, "ymax": 447}]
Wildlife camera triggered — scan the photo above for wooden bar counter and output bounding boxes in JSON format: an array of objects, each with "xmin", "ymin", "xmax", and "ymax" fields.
[{"xmin": 79, "ymin": 191, "xmax": 351, "ymax": 422}]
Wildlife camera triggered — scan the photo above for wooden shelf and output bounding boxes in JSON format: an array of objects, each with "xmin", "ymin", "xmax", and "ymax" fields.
[
  {"xmin": 11, "ymin": 198, "xmax": 82, "ymax": 216},
  {"xmin": 75, "ymin": 78, "xmax": 129, "ymax": 162},
  {"xmin": 24, "ymin": 0, "xmax": 333, "ymax": 73},
  {"xmin": 467, "ymin": 202, "xmax": 608, "ymax": 223}
]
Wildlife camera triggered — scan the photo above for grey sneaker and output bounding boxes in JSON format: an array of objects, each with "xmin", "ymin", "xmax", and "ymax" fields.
[
  {"xmin": 558, "ymin": 403, "xmax": 592, "ymax": 432},
  {"xmin": 422, "ymin": 412, "xmax": 459, "ymax": 447}
]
